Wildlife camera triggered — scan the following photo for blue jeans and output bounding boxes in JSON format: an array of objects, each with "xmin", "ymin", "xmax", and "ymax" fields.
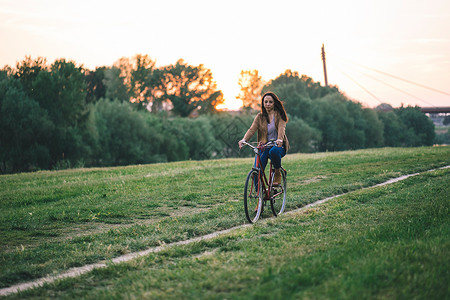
[{"xmin": 255, "ymin": 146, "xmax": 286, "ymax": 170}]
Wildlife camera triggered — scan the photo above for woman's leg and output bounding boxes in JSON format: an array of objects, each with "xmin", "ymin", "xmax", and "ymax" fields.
[
  {"xmin": 269, "ymin": 147, "xmax": 286, "ymax": 169},
  {"xmin": 259, "ymin": 148, "xmax": 271, "ymax": 170},
  {"xmin": 269, "ymin": 147, "xmax": 286, "ymax": 185}
]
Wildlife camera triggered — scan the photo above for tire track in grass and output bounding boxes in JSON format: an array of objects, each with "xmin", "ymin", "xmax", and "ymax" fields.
[{"xmin": 1, "ymin": 165, "xmax": 449, "ymax": 296}]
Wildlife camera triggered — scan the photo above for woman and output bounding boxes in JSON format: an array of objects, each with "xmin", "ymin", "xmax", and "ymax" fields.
[{"xmin": 238, "ymin": 91, "xmax": 289, "ymax": 185}]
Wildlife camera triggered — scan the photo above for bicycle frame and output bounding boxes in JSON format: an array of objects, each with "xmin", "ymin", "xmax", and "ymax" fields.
[{"xmin": 244, "ymin": 141, "xmax": 276, "ymax": 203}]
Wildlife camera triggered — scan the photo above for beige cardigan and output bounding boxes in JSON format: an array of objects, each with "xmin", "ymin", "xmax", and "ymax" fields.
[{"xmin": 243, "ymin": 112, "xmax": 290, "ymax": 152}]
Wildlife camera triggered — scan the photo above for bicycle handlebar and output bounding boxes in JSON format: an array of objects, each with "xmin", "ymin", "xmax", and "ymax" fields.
[{"xmin": 241, "ymin": 140, "xmax": 277, "ymax": 153}]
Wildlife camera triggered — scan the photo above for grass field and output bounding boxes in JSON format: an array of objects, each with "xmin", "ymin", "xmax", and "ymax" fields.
[{"xmin": 1, "ymin": 146, "xmax": 449, "ymax": 299}]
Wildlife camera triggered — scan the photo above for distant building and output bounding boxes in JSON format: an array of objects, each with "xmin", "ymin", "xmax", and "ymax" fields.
[{"xmin": 375, "ymin": 103, "xmax": 394, "ymax": 112}]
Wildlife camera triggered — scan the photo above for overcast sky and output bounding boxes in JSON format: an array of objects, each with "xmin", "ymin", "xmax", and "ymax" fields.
[{"xmin": 1, "ymin": 0, "xmax": 449, "ymax": 109}]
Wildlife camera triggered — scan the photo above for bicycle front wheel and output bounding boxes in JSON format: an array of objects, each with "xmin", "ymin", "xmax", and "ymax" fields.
[
  {"xmin": 271, "ymin": 168, "xmax": 286, "ymax": 216},
  {"xmin": 244, "ymin": 169, "xmax": 262, "ymax": 223}
]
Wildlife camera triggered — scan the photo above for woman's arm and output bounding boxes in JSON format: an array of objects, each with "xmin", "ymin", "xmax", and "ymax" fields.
[
  {"xmin": 276, "ymin": 118, "xmax": 286, "ymax": 147},
  {"xmin": 243, "ymin": 114, "xmax": 260, "ymax": 142},
  {"xmin": 239, "ymin": 114, "xmax": 260, "ymax": 148}
]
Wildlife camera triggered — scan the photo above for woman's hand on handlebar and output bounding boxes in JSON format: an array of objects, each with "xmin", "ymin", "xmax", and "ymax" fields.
[
  {"xmin": 276, "ymin": 139, "xmax": 283, "ymax": 147},
  {"xmin": 238, "ymin": 139, "xmax": 246, "ymax": 149}
]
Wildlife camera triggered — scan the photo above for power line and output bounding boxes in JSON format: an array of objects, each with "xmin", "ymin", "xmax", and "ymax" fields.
[
  {"xmin": 356, "ymin": 63, "xmax": 450, "ymax": 96},
  {"xmin": 331, "ymin": 62, "xmax": 383, "ymax": 104},
  {"xmin": 358, "ymin": 71, "xmax": 437, "ymax": 107},
  {"xmin": 332, "ymin": 54, "xmax": 450, "ymax": 97}
]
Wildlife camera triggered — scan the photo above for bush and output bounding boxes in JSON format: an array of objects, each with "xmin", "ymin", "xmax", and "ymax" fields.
[
  {"xmin": 286, "ymin": 116, "xmax": 321, "ymax": 153},
  {"xmin": 92, "ymin": 98, "xmax": 165, "ymax": 166}
]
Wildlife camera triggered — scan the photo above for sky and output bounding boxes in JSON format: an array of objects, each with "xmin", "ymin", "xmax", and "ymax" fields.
[{"xmin": 0, "ymin": 0, "xmax": 449, "ymax": 110}]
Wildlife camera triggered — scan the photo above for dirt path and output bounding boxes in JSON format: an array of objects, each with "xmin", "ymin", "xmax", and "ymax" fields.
[{"xmin": 1, "ymin": 165, "xmax": 448, "ymax": 297}]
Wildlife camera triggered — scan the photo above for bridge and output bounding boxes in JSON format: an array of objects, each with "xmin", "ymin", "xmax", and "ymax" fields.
[{"xmin": 420, "ymin": 107, "xmax": 450, "ymax": 114}]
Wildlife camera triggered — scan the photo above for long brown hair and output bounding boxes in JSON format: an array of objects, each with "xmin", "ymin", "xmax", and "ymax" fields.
[{"xmin": 261, "ymin": 91, "xmax": 288, "ymax": 123}]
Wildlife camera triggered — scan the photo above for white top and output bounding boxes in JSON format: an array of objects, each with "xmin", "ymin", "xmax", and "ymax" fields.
[{"xmin": 267, "ymin": 115, "xmax": 277, "ymax": 141}]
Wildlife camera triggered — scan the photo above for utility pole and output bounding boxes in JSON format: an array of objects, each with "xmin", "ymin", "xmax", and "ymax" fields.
[{"xmin": 321, "ymin": 44, "xmax": 328, "ymax": 86}]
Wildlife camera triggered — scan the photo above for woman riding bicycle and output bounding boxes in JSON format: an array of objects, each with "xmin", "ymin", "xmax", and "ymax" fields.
[{"xmin": 238, "ymin": 91, "xmax": 289, "ymax": 185}]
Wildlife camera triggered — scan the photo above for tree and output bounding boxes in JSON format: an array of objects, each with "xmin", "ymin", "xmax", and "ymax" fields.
[
  {"xmin": 105, "ymin": 54, "xmax": 158, "ymax": 110},
  {"xmin": 31, "ymin": 59, "xmax": 89, "ymax": 165},
  {"xmin": 285, "ymin": 116, "xmax": 322, "ymax": 153},
  {"xmin": 394, "ymin": 106, "xmax": 435, "ymax": 146},
  {"xmin": 13, "ymin": 56, "xmax": 48, "ymax": 96},
  {"xmin": 157, "ymin": 59, "xmax": 224, "ymax": 117},
  {"xmin": 104, "ymin": 66, "xmax": 129, "ymax": 101},
  {"xmin": 32, "ymin": 59, "xmax": 87, "ymax": 127},
  {"xmin": 341, "ymin": 100, "xmax": 366, "ymax": 150},
  {"xmin": 85, "ymin": 67, "xmax": 106, "ymax": 103},
  {"xmin": 263, "ymin": 70, "xmax": 338, "ymax": 100},
  {"xmin": 309, "ymin": 93, "xmax": 384, "ymax": 151},
  {"xmin": 312, "ymin": 94, "xmax": 354, "ymax": 151},
  {"xmin": 237, "ymin": 70, "xmax": 264, "ymax": 110},
  {"xmin": 377, "ymin": 110, "xmax": 409, "ymax": 147},
  {"xmin": 1, "ymin": 57, "xmax": 94, "ymax": 171},
  {"xmin": 0, "ymin": 76, "xmax": 54, "ymax": 172},
  {"xmin": 361, "ymin": 108, "xmax": 384, "ymax": 148},
  {"xmin": 129, "ymin": 54, "xmax": 156, "ymax": 110},
  {"xmin": 263, "ymin": 70, "xmax": 339, "ymax": 122}
]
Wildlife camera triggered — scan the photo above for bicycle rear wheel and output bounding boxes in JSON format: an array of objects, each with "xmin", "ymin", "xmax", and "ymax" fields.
[
  {"xmin": 244, "ymin": 169, "xmax": 262, "ymax": 223},
  {"xmin": 270, "ymin": 168, "xmax": 286, "ymax": 216}
]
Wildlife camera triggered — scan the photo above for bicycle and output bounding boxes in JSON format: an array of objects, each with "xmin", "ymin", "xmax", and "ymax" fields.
[{"xmin": 241, "ymin": 140, "xmax": 287, "ymax": 223}]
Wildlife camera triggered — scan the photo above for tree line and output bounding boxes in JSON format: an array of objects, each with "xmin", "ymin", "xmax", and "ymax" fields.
[{"xmin": 0, "ymin": 56, "xmax": 436, "ymax": 174}]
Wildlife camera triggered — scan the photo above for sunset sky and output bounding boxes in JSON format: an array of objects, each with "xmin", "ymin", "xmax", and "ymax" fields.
[{"xmin": 1, "ymin": 0, "xmax": 449, "ymax": 110}]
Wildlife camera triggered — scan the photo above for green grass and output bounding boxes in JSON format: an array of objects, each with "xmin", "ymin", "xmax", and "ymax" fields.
[{"xmin": 1, "ymin": 146, "xmax": 449, "ymax": 298}]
